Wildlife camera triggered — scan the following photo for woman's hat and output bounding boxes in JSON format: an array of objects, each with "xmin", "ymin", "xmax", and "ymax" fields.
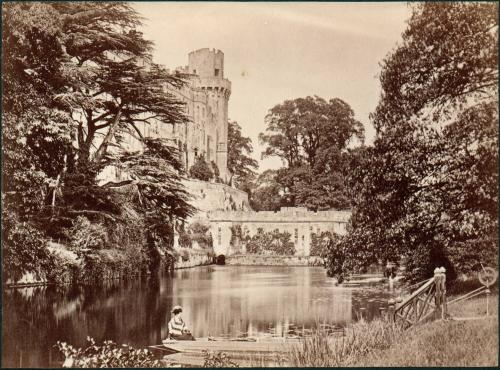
[{"xmin": 171, "ymin": 305, "xmax": 183, "ymax": 314}]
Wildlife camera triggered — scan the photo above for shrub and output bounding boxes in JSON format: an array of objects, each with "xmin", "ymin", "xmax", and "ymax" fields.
[
  {"xmin": 230, "ymin": 224, "xmax": 250, "ymax": 246},
  {"xmin": 179, "ymin": 228, "xmax": 192, "ymax": 248},
  {"xmin": 189, "ymin": 155, "xmax": 213, "ymax": 181},
  {"xmin": 310, "ymin": 231, "xmax": 337, "ymax": 258},
  {"xmin": 2, "ymin": 210, "xmax": 54, "ymax": 282},
  {"xmin": 180, "ymin": 249, "xmax": 190, "ymax": 262},
  {"xmin": 246, "ymin": 228, "xmax": 295, "ymax": 255},
  {"xmin": 325, "ymin": 234, "xmax": 349, "ymax": 283},
  {"xmin": 68, "ymin": 216, "xmax": 107, "ymax": 251},
  {"xmin": 189, "ymin": 221, "xmax": 213, "ymax": 248},
  {"xmin": 56, "ymin": 337, "xmax": 162, "ymax": 368},
  {"xmin": 179, "ymin": 221, "xmax": 213, "ymax": 249},
  {"xmin": 202, "ymin": 350, "xmax": 239, "ymax": 368}
]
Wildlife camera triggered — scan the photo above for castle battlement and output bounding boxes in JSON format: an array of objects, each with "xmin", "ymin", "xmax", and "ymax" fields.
[{"xmin": 208, "ymin": 207, "xmax": 352, "ymax": 223}]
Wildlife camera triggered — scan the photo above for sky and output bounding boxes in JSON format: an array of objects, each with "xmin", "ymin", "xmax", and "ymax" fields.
[{"xmin": 132, "ymin": 2, "xmax": 411, "ymax": 171}]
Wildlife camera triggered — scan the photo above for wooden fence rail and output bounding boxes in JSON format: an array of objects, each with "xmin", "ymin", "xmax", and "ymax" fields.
[{"xmin": 389, "ymin": 267, "xmax": 448, "ymax": 329}]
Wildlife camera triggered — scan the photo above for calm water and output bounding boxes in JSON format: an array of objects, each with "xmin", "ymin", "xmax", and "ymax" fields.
[{"xmin": 2, "ymin": 266, "xmax": 395, "ymax": 368}]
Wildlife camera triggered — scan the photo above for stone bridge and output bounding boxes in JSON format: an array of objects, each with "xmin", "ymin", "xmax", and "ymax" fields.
[{"xmin": 207, "ymin": 207, "xmax": 351, "ymax": 256}]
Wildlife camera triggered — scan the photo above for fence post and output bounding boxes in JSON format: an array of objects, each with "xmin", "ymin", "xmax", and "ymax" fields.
[
  {"xmin": 486, "ymin": 288, "xmax": 491, "ymax": 316},
  {"xmin": 434, "ymin": 268, "xmax": 442, "ymax": 319},
  {"xmin": 379, "ymin": 307, "xmax": 386, "ymax": 319},
  {"xmin": 440, "ymin": 267, "xmax": 448, "ymax": 319},
  {"xmin": 434, "ymin": 267, "xmax": 447, "ymax": 320},
  {"xmin": 388, "ymin": 298, "xmax": 395, "ymax": 324},
  {"xmin": 359, "ymin": 307, "xmax": 366, "ymax": 320}
]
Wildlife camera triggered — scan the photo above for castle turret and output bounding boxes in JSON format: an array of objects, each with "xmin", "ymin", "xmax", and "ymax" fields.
[{"xmin": 188, "ymin": 48, "xmax": 231, "ymax": 182}]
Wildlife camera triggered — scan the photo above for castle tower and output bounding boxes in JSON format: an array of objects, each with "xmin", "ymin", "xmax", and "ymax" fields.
[{"xmin": 188, "ymin": 48, "xmax": 231, "ymax": 182}]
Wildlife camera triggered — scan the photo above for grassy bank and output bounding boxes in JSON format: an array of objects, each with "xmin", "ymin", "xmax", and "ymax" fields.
[{"xmin": 290, "ymin": 294, "xmax": 498, "ymax": 367}]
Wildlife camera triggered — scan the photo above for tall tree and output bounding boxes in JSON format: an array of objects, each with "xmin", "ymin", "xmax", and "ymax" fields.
[
  {"xmin": 2, "ymin": 3, "xmax": 194, "ymax": 278},
  {"xmin": 327, "ymin": 2, "xmax": 498, "ymax": 283},
  {"xmin": 249, "ymin": 170, "xmax": 289, "ymax": 211},
  {"xmin": 2, "ymin": 3, "xmax": 72, "ymax": 216},
  {"xmin": 227, "ymin": 120, "xmax": 258, "ymax": 188},
  {"xmin": 49, "ymin": 2, "xmax": 188, "ymax": 172},
  {"xmin": 259, "ymin": 96, "xmax": 364, "ymax": 210}
]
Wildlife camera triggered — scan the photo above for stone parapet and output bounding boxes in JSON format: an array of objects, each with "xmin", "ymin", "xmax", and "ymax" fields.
[
  {"xmin": 208, "ymin": 207, "xmax": 352, "ymax": 257},
  {"xmin": 208, "ymin": 208, "xmax": 351, "ymax": 223},
  {"xmin": 225, "ymin": 254, "xmax": 324, "ymax": 267}
]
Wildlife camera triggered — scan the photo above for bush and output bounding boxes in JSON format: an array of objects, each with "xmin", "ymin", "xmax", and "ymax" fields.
[
  {"xmin": 230, "ymin": 224, "xmax": 250, "ymax": 246},
  {"xmin": 179, "ymin": 228, "xmax": 192, "ymax": 248},
  {"xmin": 56, "ymin": 337, "xmax": 162, "ymax": 368},
  {"xmin": 180, "ymin": 249, "xmax": 190, "ymax": 262},
  {"xmin": 325, "ymin": 235, "xmax": 347, "ymax": 283},
  {"xmin": 2, "ymin": 209, "xmax": 54, "ymax": 282},
  {"xmin": 189, "ymin": 155, "xmax": 213, "ymax": 181},
  {"xmin": 68, "ymin": 216, "xmax": 107, "ymax": 251},
  {"xmin": 178, "ymin": 221, "xmax": 213, "ymax": 249},
  {"xmin": 189, "ymin": 221, "xmax": 213, "ymax": 248},
  {"xmin": 64, "ymin": 215, "xmax": 151, "ymax": 284},
  {"xmin": 246, "ymin": 228, "xmax": 295, "ymax": 255},
  {"xmin": 310, "ymin": 231, "xmax": 337, "ymax": 258},
  {"xmin": 202, "ymin": 350, "xmax": 239, "ymax": 368}
]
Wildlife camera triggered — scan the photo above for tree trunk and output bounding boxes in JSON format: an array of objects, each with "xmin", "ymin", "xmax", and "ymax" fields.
[{"xmin": 93, "ymin": 109, "xmax": 123, "ymax": 164}]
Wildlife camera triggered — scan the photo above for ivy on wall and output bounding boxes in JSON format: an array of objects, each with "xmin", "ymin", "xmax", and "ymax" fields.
[
  {"xmin": 245, "ymin": 228, "xmax": 296, "ymax": 256},
  {"xmin": 179, "ymin": 221, "xmax": 213, "ymax": 249}
]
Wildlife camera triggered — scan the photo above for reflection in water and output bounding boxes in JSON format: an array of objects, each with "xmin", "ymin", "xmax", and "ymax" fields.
[{"xmin": 2, "ymin": 266, "xmax": 394, "ymax": 368}]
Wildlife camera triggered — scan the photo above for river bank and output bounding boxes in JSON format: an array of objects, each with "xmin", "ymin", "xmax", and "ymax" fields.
[
  {"xmin": 4, "ymin": 243, "xmax": 215, "ymax": 288},
  {"xmin": 289, "ymin": 294, "xmax": 498, "ymax": 367}
]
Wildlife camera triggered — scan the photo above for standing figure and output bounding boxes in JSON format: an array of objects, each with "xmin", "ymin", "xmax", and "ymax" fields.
[{"xmin": 166, "ymin": 306, "xmax": 195, "ymax": 341}]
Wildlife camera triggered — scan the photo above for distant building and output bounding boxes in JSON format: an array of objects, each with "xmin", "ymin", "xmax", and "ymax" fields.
[
  {"xmin": 102, "ymin": 48, "xmax": 231, "ymax": 183},
  {"xmin": 209, "ymin": 207, "xmax": 351, "ymax": 256}
]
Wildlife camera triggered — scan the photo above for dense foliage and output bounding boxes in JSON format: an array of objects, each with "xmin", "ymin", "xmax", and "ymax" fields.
[
  {"xmin": 259, "ymin": 96, "xmax": 364, "ymax": 210},
  {"xmin": 2, "ymin": 208, "xmax": 54, "ymax": 282},
  {"xmin": 2, "ymin": 3, "xmax": 193, "ymax": 283},
  {"xmin": 202, "ymin": 350, "xmax": 239, "ymax": 368},
  {"xmin": 326, "ymin": 2, "xmax": 498, "ymax": 283},
  {"xmin": 246, "ymin": 228, "xmax": 296, "ymax": 256},
  {"xmin": 189, "ymin": 155, "xmax": 214, "ymax": 181},
  {"xmin": 310, "ymin": 231, "xmax": 336, "ymax": 258},
  {"xmin": 248, "ymin": 170, "xmax": 289, "ymax": 211},
  {"xmin": 227, "ymin": 120, "xmax": 258, "ymax": 189},
  {"xmin": 179, "ymin": 220, "xmax": 213, "ymax": 249},
  {"xmin": 57, "ymin": 337, "xmax": 162, "ymax": 368}
]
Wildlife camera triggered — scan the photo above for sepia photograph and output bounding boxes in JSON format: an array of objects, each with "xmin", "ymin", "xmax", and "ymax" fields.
[{"xmin": 1, "ymin": 1, "xmax": 498, "ymax": 368}]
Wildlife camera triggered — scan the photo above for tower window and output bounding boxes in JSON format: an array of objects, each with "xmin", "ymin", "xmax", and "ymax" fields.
[
  {"xmin": 193, "ymin": 69, "xmax": 197, "ymax": 74},
  {"xmin": 214, "ymin": 68, "xmax": 220, "ymax": 77}
]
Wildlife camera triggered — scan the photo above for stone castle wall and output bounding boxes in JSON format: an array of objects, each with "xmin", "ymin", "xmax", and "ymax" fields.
[
  {"xmin": 208, "ymin": 207, "xmax": 351, "ymax": 257},
  {"xmin": 182, "ymin": 179, "xmax": 250, "ymax": 215},
  {"xmin": 225, "ymin": 254, "xmax": 324, "ymax": 267},
  {"xmin": 120, "ymin": 48, "xmax": 231, "ymax": 182}
]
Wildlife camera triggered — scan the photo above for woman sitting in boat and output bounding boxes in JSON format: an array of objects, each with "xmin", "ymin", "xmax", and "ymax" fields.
[{"xmin": 166, "ymin": 306, "xmax": 195, "ymax": 341}]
